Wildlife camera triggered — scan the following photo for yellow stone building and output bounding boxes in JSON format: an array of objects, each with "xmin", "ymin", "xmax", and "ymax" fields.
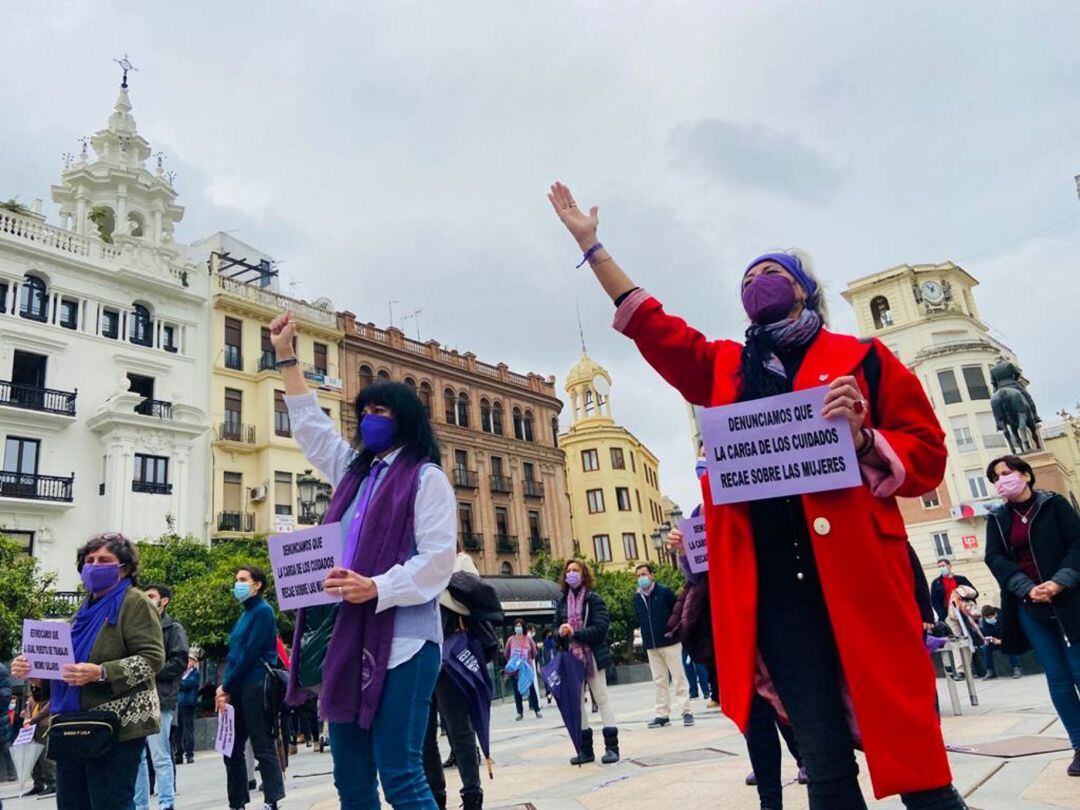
[
  {"xmin": 197, "ymin": 233, "xmax": 345, "ymax": 539},
  {"xmin": 559, "ymin": 355, "xmax": 666, "ymax": 566}
]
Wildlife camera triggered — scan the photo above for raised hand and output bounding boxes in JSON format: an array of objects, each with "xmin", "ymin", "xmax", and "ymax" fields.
[
  {"xmin": 268, "ymin": 311, "xmax": 298, "ymax": 360},
  {"xmin": 548, "ymin": 182, "xmax": 599, "ymax": 249}
]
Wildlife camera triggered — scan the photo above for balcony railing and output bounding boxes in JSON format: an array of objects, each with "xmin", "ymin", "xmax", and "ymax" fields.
[
  {"xmin": 217, "ymin": 422, "xmax": 256, "ymax": 444},
  {"xmin": 258, "ymin": 351, "xmax": 277, "ymax": 372},
  {"xmin": 452, "ymin": 468, "xmax": 478, "ymax": 489},
  {"xmin": 49, "ymin": 591, "xmax": 83, "ymax": 615},
  {"xmin": 489, "ymin": 475, "xmax": 513, "ymax": 494},
  {"xmin": 132, "ymin": 480, "xmax": 172, "ymax": 495},
  {"xmin": 496, "ymin": 535, "xmax": 519, "ymax": 553},
  {"xmin": 915, "ymin": 338, "xmax": 1001, "ymax": 361},
  {"xmin": 218, "ymin": 511, "xmax": 255, "ymax": 533},
  {"xmin": 460, "ymin": 532, "xmax": 483, "ymax": 552},
  {"xmin": 0, "ymin": 380, "xmax": 77, "ymax": 416},
  {"xmin": 0, "ymin": 471, "xmax": 74, "ymax": 502},
  {"xmin": 529, "ymin": 536, "xmax": 550, "ymax": 555},
  {"xmin": 523, "ymin": 479, "xmax": 545, "ymax": 498},
  {"xmin": 134, "ymin": 399, "xmax": 173, "ymax": 419},
  {"xmin": 224, "ymin": 346, "xmax": 243, "ymax": 370}
]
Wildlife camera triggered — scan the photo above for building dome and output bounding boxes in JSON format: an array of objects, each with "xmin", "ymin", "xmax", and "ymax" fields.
[{"xmin": 566, "ymin": 354, "xmax": 610, "ymax": 390}]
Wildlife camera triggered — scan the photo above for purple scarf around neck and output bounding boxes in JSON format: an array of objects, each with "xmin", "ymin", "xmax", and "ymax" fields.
[
  {"xmin": 285, "ymin": 452, "xmax": 425, "ymax": 728},
  {"xmin": 566, "ymin": 586, "xmax": 595, "ymax": 678}
]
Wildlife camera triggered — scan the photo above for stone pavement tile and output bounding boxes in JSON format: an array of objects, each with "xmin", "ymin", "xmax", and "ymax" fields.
[
  {"xmin": 1019, "ymin": 755, "xmax": 1080, "ymax": 809},
  {"xmin": 941, "ymin": 712, "xmax": 1033, "ymax": 742}
]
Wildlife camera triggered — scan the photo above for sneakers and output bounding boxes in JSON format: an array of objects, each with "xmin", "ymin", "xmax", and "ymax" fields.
[
  {"xmin": 1013, "ymin": 667, "xmax": 1023, "ymax": 679},
  {"xmin": 647, "ymin": 716, "xmax": 671, "ymax": 729},
  {"xmin": 745, "ymin": 771, "xmax": 757, "ymax": 786},
  {"xmin": 706, "ymin": 699, "xmax": 720, "ymax": 709},
  {"xmin": 535, "ymin": 710, "xmax": 543, "ymax": 719},
  {"xmin": 983, "ymin": 672, "xmax": 997, "ymax": 680},
  {"xmin": 1068, "ymin": 749, "xmax": 1080, "ymax": 777},
  {"xmin": 515, "ymin": 714, "xmax": 524, "ymax": 722},
  {"xmin": 797, "ymin": 766, "xmax": 808, "ymax": 784},
  {"xmin": 683, "ymin": 713, "xmax": 695, "ymax": 727}
]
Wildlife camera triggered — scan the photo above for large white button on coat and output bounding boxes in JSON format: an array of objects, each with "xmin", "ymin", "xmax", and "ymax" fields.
[{"xmin": 813, "ymin": 517, "xmax": 831, "ymax": 536}]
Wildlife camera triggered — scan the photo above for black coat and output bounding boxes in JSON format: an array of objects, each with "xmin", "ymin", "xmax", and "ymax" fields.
[
  {"xmin": 984, "ymin": 490, "xmax": 1080, "ymax": 654},
  {"xmin": 554, "ymin": 589, "xmax": 612, "ymax": 670},
  {"xmin": 930, "ymin": 573, "xmax": 978, "ymax": 624},
  {"xmin": 156, "ymin": 613, "xmax": 190, "ymax": 710}
]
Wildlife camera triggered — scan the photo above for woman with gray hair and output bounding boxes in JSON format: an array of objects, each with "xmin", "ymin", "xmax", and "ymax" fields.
[{"xmin": 548, "ymin": 182, "xmax": 964, "ymax": 809}]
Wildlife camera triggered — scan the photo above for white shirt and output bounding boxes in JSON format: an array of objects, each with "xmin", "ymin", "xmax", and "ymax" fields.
[{"xmin": 285, "ymin": 392, "xmax": 456, "ymax": 667}]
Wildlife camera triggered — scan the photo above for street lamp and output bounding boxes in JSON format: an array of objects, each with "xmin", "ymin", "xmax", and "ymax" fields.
[
  {"xmin": 314, "ymin": 485, "xmax": 331, "ymax": 523},
  {"xmin": 296, "ymin": 469, "xmax": 320, "ymax": 524}
]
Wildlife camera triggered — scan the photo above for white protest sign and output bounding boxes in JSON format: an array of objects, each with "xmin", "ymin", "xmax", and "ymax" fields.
[
  {"xmin": 679, "ymin": 516, "xmax": 709, "ymax": 574},
  {"xmin": 267, "ymin": 522, "xmax": 343, "ymax": 611},
  {"xmin": 21, "ymin": 620, "xmax": 75, "ymax": 679},
  {"xmin": 13, "ymin": 725, "xmax": 36, "ymax": 746},
  {"xmin": 699, "ymin": 386, "xmax": 861, "ymax": 506},
  {"xmin": 215, "ymin": 703, "xmax": 236, "ymax": 757}
]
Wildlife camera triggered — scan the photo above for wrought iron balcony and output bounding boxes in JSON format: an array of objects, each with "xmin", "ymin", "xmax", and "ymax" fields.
[
  {"xmin": 496, "ymin": 534, "xmax": 519, "ymax": 553},
  {"xmin": 452, "ymin": 468, "xmax": 478, "ymax": 489},
  {"xmin": 217, "ymin": 422, "xmax": 256, "ymax": 444},
  {"xmin": 258, "ymin": 351, "xmax": 277, "ymax": 372},
  {"xmin": 218, "ymin": 511, "xmax": 255, "ymax": 532},
  {"xmin": 0, "ymin": 471, "xmax": 74, "ymax": 502},
  {"xmin": 529, "ymin": 537, "xmax": 550, "ymax": 555},
  {"xmin": 523, "ymin": 479, "xmax": 544, "ymax": 498},
  {"xmin": 134, "ymin": 399, "xmax": 173, "ymax": 419},
  {"xmin": 489, "ymin": 475, "xmax": 513, "ymax": 494},
  {"xmin": 224, "ymin": 346, "xmax": 243, "ymax": 370},
  {"xmin": 132, "ymin": 480, "xmax": 172, "ymax": 495},
  {"xmin": 0, "ymin": 380, "xmax": 77, "ymax": 416},
  {"xmin": 460, "ymin": 532, "xmax": 483, "ymax": 552}
]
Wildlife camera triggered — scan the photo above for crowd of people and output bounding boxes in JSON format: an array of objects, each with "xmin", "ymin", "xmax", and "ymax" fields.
[{"xmin": 3, "ymin": 197, "xmax": 1080, "ymax": 809}]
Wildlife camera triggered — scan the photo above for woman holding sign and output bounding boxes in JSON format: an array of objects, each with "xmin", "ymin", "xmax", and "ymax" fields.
[
  {"xmin": 11, "ymin": 533, "xmax": 164, "ymax": 810},
  {"xmin": 271, "ymin": 311, "xmax": 456, "ymax": 810},
  {"xmin": 548, "ymin": 183, "xmax": 962, "ymax": 809}
]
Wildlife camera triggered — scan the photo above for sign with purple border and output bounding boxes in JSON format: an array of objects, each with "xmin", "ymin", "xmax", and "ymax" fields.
[
  {"xmin": 21, "ymin": 620, "xmax": 74, "ymax": 679},
  {"xmin": 699, "ymin": 386, "xmax": 861, "ymax": 506},
  {"xmin": 679, "ymin": 517, "xmax": 709, "ymax": 574},
  {"xmin": 267, "ymin": 523, "xmax": 343, "ymax": 611}
]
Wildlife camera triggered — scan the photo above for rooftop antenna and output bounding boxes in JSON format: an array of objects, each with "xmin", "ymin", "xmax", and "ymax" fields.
[
  {"xmin": 403, "ymin": 308, "xmax": 423, "ymax": 341},
  {"xmin": 388, "ymin": 299, "xmax": 399, "ymax": 329},
  {"xmin": 576, "ymin": 304, "xmax": 588, "ymax": 355},
  {"xmin": 114, "ymin": 55, "xmax": 137, "ymax": 89},
  {"xmin": 288, "ymin": 278, "xmax": 302, "ymax": 299}
]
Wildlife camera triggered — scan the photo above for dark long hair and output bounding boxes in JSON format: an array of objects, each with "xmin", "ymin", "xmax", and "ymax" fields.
[
  {"xmin": 349, "ymin": 382, "xmax": 441, "ymax": 472},
  {"xmin": 738, "ymin": 327, "xmax": 790, "ymax": 401}
]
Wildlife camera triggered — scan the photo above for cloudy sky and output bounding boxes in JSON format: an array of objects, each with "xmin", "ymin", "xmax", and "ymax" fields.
[{"xmin": 2, "ymin": 2, "xmax": 1078, "ymax": 511}]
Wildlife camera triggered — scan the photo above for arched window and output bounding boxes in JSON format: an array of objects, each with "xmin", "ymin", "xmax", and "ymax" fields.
[
  {"xmin": 19, "ymin": 274, "xmax": 47, "ymax": 322},
  {"xmin": 419, "ymin": 381, "xmax": 432, "ymax": 418},
  {"xmin": 444, "ymin": 388, "xmax": 456, "ymax": 424},
  {"xmin": 480, "ymin": 399, "xmax": 492, "ymax": 433},
  {"xmin": 376, "ymin": 369, "xmax": 391, "ymax": 383},
  {"xmin": 491, "ymin": 401, "xmax": 504, "ymax": 435},
  {"xmin": 127, "ymin": 211, "xmax": 145, "ymax": 238},
  {"xmin": 870, "ymin": 296, "xmax": 893, "ymax": 329},
  {"xmin": 501, "ymin": 562, "xmax": 513, "ymax": 575},
  {"xmin": 457, "ymin": 393, "xmax": 470, "ymax": 429},
  {"xmin": 130, "ymin": 304, "xmax": 152, "ymax": 346},
  {"xmin": 523, "ymin": 409, "xmax": 535, "ymax": 443},
  {"xmin": 584, "ymin": 389, "xmax": 595, "ymax": 416},
  {"xmin": 358, "ymin": 364, "xmax": 374, "ymax": 389},
  {"xmin": 404, "ymin": 376, "xmax": 417, "ymax": 392},
  {"xmin": 552, "ymin": 417, "xmax": 560, "ymax": 448}
]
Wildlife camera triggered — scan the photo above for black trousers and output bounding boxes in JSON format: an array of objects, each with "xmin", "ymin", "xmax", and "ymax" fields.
[
  {"xmin": 223, "ymin": 679, "xmax": 285, "ymax": 808},
  {"xmin": 746, "ymin": 694, "xmax": 802, "ymax": 809},
  {"xmin": 423, "ymin": 672, "xmax": 482, "ymax": 806},
  {"xmin": 513, "ymin": 682, "xmax": 541, "ymax": 716},
  {"xmin": 55, "ymin": 736, "xmax": 144, "ymax": 810},
  {"xmin": 176, "ymin": 704, "xmax": 196, "ymax": 758}
]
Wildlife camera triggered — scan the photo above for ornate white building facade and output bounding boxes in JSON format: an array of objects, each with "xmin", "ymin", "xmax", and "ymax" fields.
[{"xmin": 0, "ymin": 77, "xmax": 210, "ymax": 587}]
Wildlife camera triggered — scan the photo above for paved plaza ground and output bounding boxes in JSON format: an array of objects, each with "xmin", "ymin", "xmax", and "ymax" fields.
[{"xmin": 3, "ymin": 674, "xmax": 1077, "ymax": 809}]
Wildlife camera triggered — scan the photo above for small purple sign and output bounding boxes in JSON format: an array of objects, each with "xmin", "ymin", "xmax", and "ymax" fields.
[
  {"xmin": 678, "ymin": 517, "xmax": 709, "ymax": 574},
  {"xmin": 21, "ymin": 620, "xmax": 75, "ymax": 679},
  {"xmin": 699, "ymin": 386, "xmax": 861, "ymax": 506},
  {"xmin": 267, "ymin": 522, "xmax": 343, "ymax": 611},
  {"xmin": 215, "ymin": 704, "xmax": 236, "ymax": 757}
]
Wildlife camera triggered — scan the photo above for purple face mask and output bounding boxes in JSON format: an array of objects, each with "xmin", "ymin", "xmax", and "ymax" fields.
[
  {"xmin": 81, "ymin": 563, "xmax": 121, "ymax": 595},
  {"xmin": 361, "ymin": 414, "xmax": 398, "ymax": 454},
  {"xmin": 565, "ymin": 571, "xmax": 582, "ymax": 589},
  {"xmin": 742, "ymin": 273, "xmax": 797, "ymax": 325}
]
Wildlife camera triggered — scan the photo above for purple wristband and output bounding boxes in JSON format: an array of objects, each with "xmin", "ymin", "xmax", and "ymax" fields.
[{"xmin": 576, "ymin": 242, "xmax": 604, "ymax": 268}]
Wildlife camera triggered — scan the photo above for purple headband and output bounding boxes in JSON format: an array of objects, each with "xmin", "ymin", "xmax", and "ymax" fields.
[{"xmin": 744, "ymin": 252, "xmax": 817, "ymax": 301}]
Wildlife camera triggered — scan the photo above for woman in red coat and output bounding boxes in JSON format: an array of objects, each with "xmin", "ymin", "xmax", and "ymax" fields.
[{"xmin": 548, "ymin": 183, "xmax": 964, "ymax": 810}]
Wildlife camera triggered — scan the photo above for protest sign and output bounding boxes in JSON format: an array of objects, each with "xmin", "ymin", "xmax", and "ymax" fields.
[
  {"xmin": 268, "ymin": 522, "xmax": 343, "ymax": 611},
  {"xmin": 678, "ymin": 516, "xmax": 709, "ymax": 574},
  {"xmin": 700, "ymin": 386, "xmax": 861, "ymax": 506},
  {"xmin": 215, "ymin": 703, "xmax": 236, "ymax": 757},
  {"xmin": 13, "ymin": 725, "xmax": 36, "ymax": 746},
  {"xmin": 21, "ymin": 620, "xmax": 75, "ymax": 679}
]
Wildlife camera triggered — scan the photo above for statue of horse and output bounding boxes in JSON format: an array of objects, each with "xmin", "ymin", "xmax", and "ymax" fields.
[{"xmin": 991, "ymin": 386, "xmax": 1041, "ymax": 455}]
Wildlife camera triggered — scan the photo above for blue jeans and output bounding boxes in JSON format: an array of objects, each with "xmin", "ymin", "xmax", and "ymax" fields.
[
  {"xmin": 981, "ymin": 644, "xmax": 1021, "ymax": 677},
  {"xmin": 682, "ymin": 650, "xmax": 711, "ymax": 699},
  {"xmin": 329, "ymin": 642, "xmax": 440, "ymax": 809},
  {"xmin": 134, "ymin": 708, "xmax": 175, "ymax": 810},
  {"xmin": 1018, "ymin": 607, "xmax": 1080, "ymax": 747}
]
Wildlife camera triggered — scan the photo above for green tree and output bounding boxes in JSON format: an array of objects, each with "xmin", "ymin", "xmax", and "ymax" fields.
[{"xmin": 0, "ymin": 535, "xmax": 67, "ymax": 660}]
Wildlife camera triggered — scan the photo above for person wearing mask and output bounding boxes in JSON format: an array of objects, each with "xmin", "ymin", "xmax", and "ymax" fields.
[
  {"xmin": 548, "ymin": 182, "xmax": 965, "ymax": 809},
  {"xmin": 272, "ymin": 310, "xmax": 456, "ymax": 810},
  {"xmin": 11, "ymin": 532, "xmax": 165, "ymax": 810},
  {"xmin": 633, "ymin": 563, "xmax": 693, "ymax": 728},
  {"xmin": 931, "ymin": 560, "xmax": 978, "ymax": 624},
  {"xmin": 175, "ymin": 650, "xmax": 201, "ymax": 764},
  {"xmin": 979, "ymin": 606, "xmax": 1022, "ymax": 680},
  {"xmin": 134, "ymin": 584, "xmax": 189, "ymax": 810},
  {"xmin": 984, "ymin": 455, "xmax": 1080, "ymax": 777},
  {"xmin": 0, "ymin": 661, "xmax": 14, "ymax": 785},
  {"xmin": 24, "ymin": 680, "xmax": 56, "ymax": 797},
  {"xmin": 504, "ymin": 619, "xmax": 542, "ymax": 721},
  {"xmin": 217, "ymin": 565, "xmax": 284, "ymax": 810},
  {"xmin": 554, "ymin": 559, "xmax": 619, "ymax": 766}
]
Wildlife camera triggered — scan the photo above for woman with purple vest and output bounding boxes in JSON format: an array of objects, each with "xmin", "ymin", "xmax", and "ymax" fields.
[{"xmin": 270, "ymin": 311, "xmax": 456, "ymax": 809}]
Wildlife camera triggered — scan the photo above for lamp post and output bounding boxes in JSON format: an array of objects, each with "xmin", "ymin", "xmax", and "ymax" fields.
[{"xmin": 296, "ymin": 469, "xmax": 320, "ymax": 525}]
